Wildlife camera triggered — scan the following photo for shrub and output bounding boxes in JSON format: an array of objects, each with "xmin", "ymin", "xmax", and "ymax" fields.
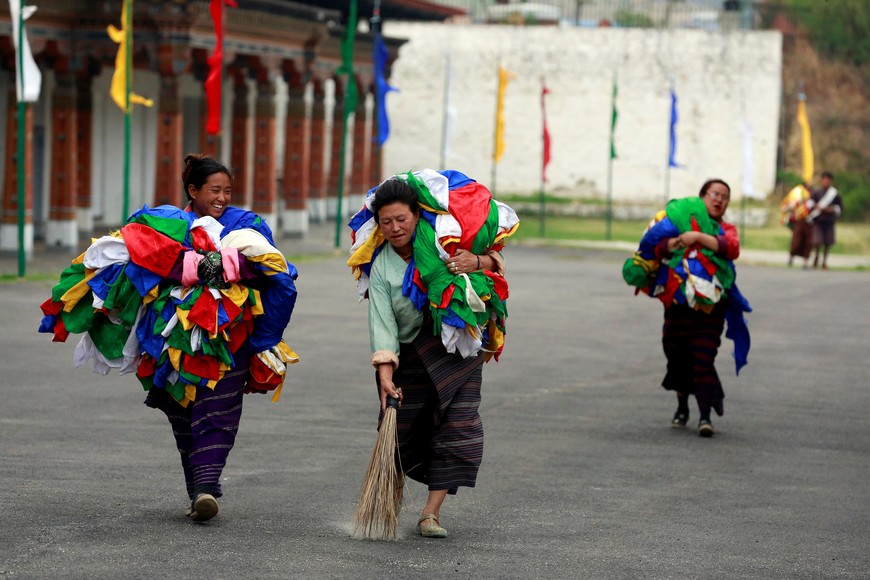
[{"xmin": 835, "ymin": 172, "xmax": 870, "ymax": 222}]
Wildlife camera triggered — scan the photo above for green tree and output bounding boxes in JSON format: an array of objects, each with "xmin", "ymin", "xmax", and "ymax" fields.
[{"xmin": 785, "ymin": 0, "xmax": 870, "ymax": 66}]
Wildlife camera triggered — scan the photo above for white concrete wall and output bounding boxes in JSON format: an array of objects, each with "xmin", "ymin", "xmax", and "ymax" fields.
[{"xmin": 382, "ymin": 23, "xmax": 782, "ymax": 202}]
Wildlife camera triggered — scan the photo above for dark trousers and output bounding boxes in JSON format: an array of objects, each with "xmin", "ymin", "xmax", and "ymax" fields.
[{"xmin": 661, "ymin": 303, "xmax": 726, "ymax": 416}]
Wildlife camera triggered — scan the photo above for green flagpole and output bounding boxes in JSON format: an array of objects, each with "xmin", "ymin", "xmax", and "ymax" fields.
[
  {"xmin": 16, "ymin": 0, "xmax": 26, "ymax": 277},
  {"xmin": 333, "ymin": 94, "xmax": 353, "ymax": 249},
  {"xmin": 122, "ymin": 0, "xmax": 132, "ymax": 224},
  {"xmin": 334, "ymin": 0, "xmax": 358, "ymax": 249}
]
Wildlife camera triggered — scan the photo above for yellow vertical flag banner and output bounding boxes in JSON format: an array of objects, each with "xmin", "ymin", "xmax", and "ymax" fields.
[
  {"xmin": 796, "ymin": 95, "xmax": 813, "ymax": 184},
  {"xmin": 493, "ymin": 65, "xmax": 514, "ymax": 163},
  {"xmin": 107, "ymin": 0, "xmax": 153, "ymax": 112}
]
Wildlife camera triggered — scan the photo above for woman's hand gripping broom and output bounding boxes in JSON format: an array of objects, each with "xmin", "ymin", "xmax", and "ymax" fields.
[{"xmin": 352, "ymin": 395, "xmax": 405, "ymax": 540}]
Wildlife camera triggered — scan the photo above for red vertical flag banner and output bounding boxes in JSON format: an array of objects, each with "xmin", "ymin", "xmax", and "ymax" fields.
[
  {"xmin": 541, "ymin": 81, "xmax": 551, "ymax": 183},
  {"xmin": 205, "ymin": 0, "xmax": 237, "ymax": 135}
]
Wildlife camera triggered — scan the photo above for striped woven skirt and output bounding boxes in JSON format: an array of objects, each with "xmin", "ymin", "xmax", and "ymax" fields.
[
  {"xmin": 661, "ymin": 303, "xmax": 726, "ymax": 416},
  {"xmin": 378, "ymin": 331, "xmax": 485, "ymax": 494},
  {"xmin": 145, "ymin": 350, "xmax": 250, "ymax": 500}
]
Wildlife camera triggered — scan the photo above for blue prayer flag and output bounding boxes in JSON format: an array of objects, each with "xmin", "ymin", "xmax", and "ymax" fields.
[
  {"xmin": 668, "ymin": 88, "xmax": 684, "ymax": 169},
  {"xmin": 373, "ymin": 25, "xmax": 398, "ymax": 146}
]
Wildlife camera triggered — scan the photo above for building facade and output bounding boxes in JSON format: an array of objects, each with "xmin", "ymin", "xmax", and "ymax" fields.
[{"xmin": 0, "ymin": 0, "xmax": 462, "ymax": 256}]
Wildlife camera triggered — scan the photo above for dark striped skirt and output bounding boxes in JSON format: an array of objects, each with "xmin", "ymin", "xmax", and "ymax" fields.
[
  {"xmin": 377, "ymin": 331, "xmax": 485, "ymax": 495},
  {"xmin": 145, "ymin": 350, "xmax": 250, "ymax": 500},
  {"xmin": 661, "ymin": 303, "xmax": 726, "ymax": 416}
]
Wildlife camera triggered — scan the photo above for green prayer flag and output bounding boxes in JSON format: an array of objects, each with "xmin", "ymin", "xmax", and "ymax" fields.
[
  {"xmin": 337, "ymin": 0, "xmax": 359, "ymax": 114},
  {"xmin": 128, "ymin": 213, "xmax": 190, "ymax": 244}
]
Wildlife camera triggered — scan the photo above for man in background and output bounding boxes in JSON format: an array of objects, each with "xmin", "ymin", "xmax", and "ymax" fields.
[{"xmin": 807, "ymin": 171, "xmax": 843, "ymax": 270}]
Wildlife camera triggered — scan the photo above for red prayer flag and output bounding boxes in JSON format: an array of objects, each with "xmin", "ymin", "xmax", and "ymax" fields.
[
  {"xmin": 219, "ymin": 296, "xmax": 243, "ymax": 330},
  {"xmin": 205, "ymin": 0, "xmax": 237, "ymax": 135},
  {"xmin": 541, "ymin": 81, "xmax": 551, "ymax": 183},
  {"xmin": 226, "ymin": 317, "xmax": 251, "ymax": 353},
  {"xmin": 448, "ymin": 183, "xmax": 494, "ymax": 249},
  {"xmin": 190, "ymin": 226, "xmax": 217, "ymax": 252},
  {"xmin": 121, "ymin": 223, "xmax": 185, "ymax": 277},
  {"xmin": 187, "ymin": 291, "xmax": 220, "ymax": 335},
  {"xmin": 137, "ymin": 354, "xmax": 156, "ymax": 379},
  {"xmin": 182, "ymin": 353, "xmax": 221, "ymax": 381},
  {"xmin": 40, "ymin": 297, "xmax": 63, "ymax": 317},
  {"xmin": 52, "ymin": 316, "xmax": 69, "ymax": 343}
]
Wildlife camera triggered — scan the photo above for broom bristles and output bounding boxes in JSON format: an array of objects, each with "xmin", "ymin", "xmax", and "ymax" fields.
[{"xmin": 353, "ymin": 404, "xmax": 405, "ymax": 540}]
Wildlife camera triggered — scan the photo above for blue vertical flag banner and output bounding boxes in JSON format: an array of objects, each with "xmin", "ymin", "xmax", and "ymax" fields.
[
  {"xmin": 609, "ymin": 76, "xmax": 618, "ymax": 159},
  {"xmin": 668, "ymin": 87, "xmax": 683, "ymax": 168},
  {"xmin": 373, "ymin": 18, "xmax": 397, "ymax": 146}
]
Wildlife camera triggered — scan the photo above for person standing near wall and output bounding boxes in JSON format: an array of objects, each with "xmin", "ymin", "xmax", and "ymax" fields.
[{"xmin": 781, "ymin": 182, "xmax": 813, "ymax": 268}]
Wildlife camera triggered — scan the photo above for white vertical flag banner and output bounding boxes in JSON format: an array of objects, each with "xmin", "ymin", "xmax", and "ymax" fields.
[
  {"xmin": 8, "ymin": 1, "xmax": 42, "ymax": 103},
  {"xmin": 440, "ymin": 52, "xmax": 456, "ymax": 167},
  {"xmin": 742, "ymin": 118, "xmax": 761, "ymax": 199}
]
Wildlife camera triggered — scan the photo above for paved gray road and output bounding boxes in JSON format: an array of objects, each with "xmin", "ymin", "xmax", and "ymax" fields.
[{"xmin": 1, "ymin": 226, "xmax": 868, "ymax": 578}]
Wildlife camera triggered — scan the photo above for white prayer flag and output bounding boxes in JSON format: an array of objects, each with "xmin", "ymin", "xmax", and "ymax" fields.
[
  {"xmin": 8, "ymin": 1, "xmax": 42, "ymax": 103},
  {"xmin": 742, "ymin": 119, "xmax": 763, "ymax": 199}
]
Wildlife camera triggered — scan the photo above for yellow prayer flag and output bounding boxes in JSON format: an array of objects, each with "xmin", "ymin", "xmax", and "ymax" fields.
[
  {"xmin": 796, "ymin": 96, "xmax": 813, "ymax": 184},
  {"xmin": 107, "ymin": 0, "xmax": 153, "ymax": 112},
  {"xmin": 493, "ymin": 65, "xmax": 514, "ymax": 163}
]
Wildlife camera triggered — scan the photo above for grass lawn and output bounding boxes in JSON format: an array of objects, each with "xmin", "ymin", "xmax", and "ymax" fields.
[{"xmin": 512, "ymin": 214, "xmax": 870, "ymax": 256}]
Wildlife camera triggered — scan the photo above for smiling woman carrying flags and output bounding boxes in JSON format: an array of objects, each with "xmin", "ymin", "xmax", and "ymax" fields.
[{"xmin": 38, "ymin": 155, "xmax": 299, "ymax": 522}]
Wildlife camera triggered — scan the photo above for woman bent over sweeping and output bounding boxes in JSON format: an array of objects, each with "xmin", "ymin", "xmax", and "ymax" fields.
[
  {"xmin": 623, "ymin": 179, "xmax": 751, "ymax": 437},
  {"xmin": 348, "ymin": 170, "xmax": 519, "ymax": 537}
]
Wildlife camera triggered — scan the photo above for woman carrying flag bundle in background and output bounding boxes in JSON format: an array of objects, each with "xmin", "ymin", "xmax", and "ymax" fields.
[
  {"xmin": 38, "ymin": 154, "xmax": 299, "ymax": 521},
  {"xmin": 623, "ymin": 179, "xmax": 750, "ymax": 437},
  {"xmin": 348, "ymin": 170, "xmax": 518, "ymax": 537}
]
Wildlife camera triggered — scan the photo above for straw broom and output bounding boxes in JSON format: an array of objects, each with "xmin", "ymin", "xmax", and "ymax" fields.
[{"xmin": 353, "ymin": 395, "xmax": 405, "ymax": 540}]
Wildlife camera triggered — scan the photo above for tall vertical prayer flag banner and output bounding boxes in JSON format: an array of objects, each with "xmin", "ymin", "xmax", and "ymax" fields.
[
  {"xmin": 334, "ymin": 0, "xmax": 358, "ymax": 248},
  {"xmin": 205, "ymin": 0, "xmax": 237, "ymax": 135},
  {"xmin": 541, "ymin": 81, "xmax": 551, "ymax": 183},
  {"xmin": 107, "ymin": 0, "xmax": 153, "ymax": 112},
  {"xmin": 606, "ymin": 73, "xmax": 618, "ymax": 240},
  {"xmin": 372, "ymin": 12, "xmax": 397, "ymax": 146},
  {"xmin": 10, "ymin": 0, "xmax": 42, "ymax": 277},
  {"xmin": 439, "ymin": 52, "xmax": 455, "ymax": 169},
  {"xmin": 493, "ymin": 65, "xmax": 513, "ymax": 163},
  {"xmin": 8, "ymin": 0, "xmax": 41, "ymax": 103},
  {"xmin": 539, "ymin": 79, "xmax": 551, "ymax": 236},
  {"xmin": 668, "ymin": 87, "xmax": 682, "ymax": 168},
  {"xmin": 609, "ymin": 75, "xmax": 618, "ymax": 160},
  {"xmin": 742, "ymin": 118, "xmax": 756, "ymax": 199},
  {"xmin": 796, "ymin": 93, "xmax": 814, "ymax": 184},
  {"xmin": 107, "ymin": 0, "xmax": 152, "ymax": 224}
]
